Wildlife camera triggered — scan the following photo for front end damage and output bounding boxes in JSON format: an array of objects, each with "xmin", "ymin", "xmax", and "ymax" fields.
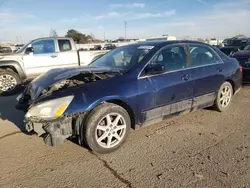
[
  {"xmin": 25, "ymin": 116, "xmax": 74, "ymax": 146},
  {"xmin": 16, "ymin": 67, "xmax": 122, "ymax": 147}
]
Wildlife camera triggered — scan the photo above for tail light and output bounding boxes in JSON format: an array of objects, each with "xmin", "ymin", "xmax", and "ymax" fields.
[{"xmin": 240, "ymin": 65, "xmax": 243, "ymax": 72}]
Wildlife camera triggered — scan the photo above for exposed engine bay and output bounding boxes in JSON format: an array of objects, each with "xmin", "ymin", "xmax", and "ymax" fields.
[
  {"xmin": 41, "ymin": 72, "xmax": 114, "ymax": 96},
  {"xmin": 16, "ymin": 70, "xmax": 121, "ymax": 112}
]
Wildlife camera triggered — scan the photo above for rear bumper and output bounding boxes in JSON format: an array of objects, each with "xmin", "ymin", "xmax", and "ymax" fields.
[{"xmin": 25, "ymin": 116, "xmax": 73, "ymax": 147}]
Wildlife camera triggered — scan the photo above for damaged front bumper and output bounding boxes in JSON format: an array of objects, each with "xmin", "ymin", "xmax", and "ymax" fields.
[{"xmin": 25, "ymin": 116, "xmax": 73, "ymax": 147}]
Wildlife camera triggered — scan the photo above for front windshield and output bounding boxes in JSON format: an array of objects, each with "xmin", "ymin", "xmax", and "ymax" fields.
[
  {"xmin": 89, "ymin": 45, "xmax": 153, "ymax": 71},
  {"xmin": 244, "ymin": 43, "xmax": 250, "ymax": 50}
]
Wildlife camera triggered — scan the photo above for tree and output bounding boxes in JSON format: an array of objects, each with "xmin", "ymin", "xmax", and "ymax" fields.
[
  {"xmin": 49, "ymin": 29, "xmax": 58, "ymax": 37},
  {"xmin": 65, "ymin": 29, "xmax": 94, "ymax": 44}
]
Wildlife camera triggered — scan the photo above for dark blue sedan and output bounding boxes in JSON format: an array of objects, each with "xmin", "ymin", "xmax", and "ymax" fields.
[{"xmin": 17, "ymin": 41, "xmax": 242, "ymax": 153}]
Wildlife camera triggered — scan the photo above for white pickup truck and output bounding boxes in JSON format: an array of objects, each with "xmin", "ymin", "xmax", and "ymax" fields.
[{"xmin": 0, "ymin": 37, "xmax": 108, "ymax": 94}]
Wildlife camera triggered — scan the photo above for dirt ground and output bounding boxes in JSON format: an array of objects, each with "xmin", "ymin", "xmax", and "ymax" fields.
[{"xmin": 0, "ymin": 87, "xmax": 249, "ymax": 188}]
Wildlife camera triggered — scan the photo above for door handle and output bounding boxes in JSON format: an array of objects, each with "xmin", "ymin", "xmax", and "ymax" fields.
[
  {"xmin": 182, "ymin": 74, "xmax": 190, "ymax": 81},
  {"xmin": 217, "ymin": 68, "xmax": 223, "ymax": 72},
  {"xmin": 51, "ymin": 55, "xmax": 57, "ymax": 58}
]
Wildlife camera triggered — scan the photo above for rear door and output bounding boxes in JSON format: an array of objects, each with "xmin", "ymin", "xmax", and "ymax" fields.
[
  {"xmin": 138, "ymin": 44, "xmax": 194, "ymax": 122},
  {"xmin": 188, "ymin": 44, "xmax": 225, "ymax": 108},
  {"xmin": 56, "ymin": 39, "xmax": 79, "ymax": 67}
]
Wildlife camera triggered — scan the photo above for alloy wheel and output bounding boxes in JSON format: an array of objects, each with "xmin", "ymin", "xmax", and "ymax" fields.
[
  {"xmin": 95, "ymin": 113, "xmax": 127, "ymax": 148},
  {"xmin": 219, "ymin": 85, "xmax": 232, "ymax": 108},
  {"xmin": 0, "ymin": 74, "xmax": 17, "ymax": 92}
]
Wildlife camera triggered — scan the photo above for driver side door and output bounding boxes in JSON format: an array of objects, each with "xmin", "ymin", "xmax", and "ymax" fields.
[
  {"xmin": 23, "ymin": 39, "xmax": 59, "ymax": 77},
  {"xmin": 137, "ymin": 44, "xmax": 194, "ymax": 123}
]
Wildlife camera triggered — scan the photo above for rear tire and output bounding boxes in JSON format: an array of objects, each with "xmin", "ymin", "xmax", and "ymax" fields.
[
  {"xmin": 214, "ymin": 81, "xmax": 233, "ymax": 112},
  {"xmin": 0, "ymin": 69, "xmax": 22, "ymax": 95},
  {"xmin": 80, "ymin": 103, "xmax": 130, "ymax": 154}
]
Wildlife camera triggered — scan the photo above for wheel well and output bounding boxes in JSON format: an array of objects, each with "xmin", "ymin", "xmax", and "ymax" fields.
[
  {"xmin": 225, "ymin": 79, "xmax": 235, "ymax": 94},
  {"xmin": 0, "ymin": 66, "xmax": 18, "ymax": 74},
  {"xmin": 106, "ymin": 99, "xmax": 136, "ymax": 129}
]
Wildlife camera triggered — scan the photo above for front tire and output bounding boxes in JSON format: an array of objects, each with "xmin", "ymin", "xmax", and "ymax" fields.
[
  {"xmin": 0, "ymin": 69, "xmax": 21, "ymax": 95},
  {"xmin": 214, "ymin": 81, "xmax": 233, "ymax": 112},
  {"xmin": 81, "ymin": 103, "xmax": 131, "ymax": 154}
]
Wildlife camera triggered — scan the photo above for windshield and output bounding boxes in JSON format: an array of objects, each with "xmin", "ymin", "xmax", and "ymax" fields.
[
  {"xmin": 229, "ymin": 40, "xmax": 243, "ymax": 46},
  {"xmin": 89, "ymin": 45, "xmax": 153, "ymax": 71},
  {"xmin": 244, "ymin": 43, "xmax": 250, "ymax": 50}
]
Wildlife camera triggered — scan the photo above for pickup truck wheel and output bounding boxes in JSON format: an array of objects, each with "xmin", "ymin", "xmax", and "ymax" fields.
[
  {"xmin": 0, "ymin": 69, "xmax": 21, "ymax": 95},
  {"xmin": 81, "ymin": 103, "xmax": 130, "ymax": 154},
  {"xmin": 214, "ymin": 81, "xmax": 233, "ymax": 112}
]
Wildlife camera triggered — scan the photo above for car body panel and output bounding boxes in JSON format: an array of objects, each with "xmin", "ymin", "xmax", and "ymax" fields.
[
  {"xmin": 17, "ymin": 41, "xmax": 242, "ymax": 147},
  {"xmin": 232, "ymin": 50, "xmax": 250, "ymax": 83}
]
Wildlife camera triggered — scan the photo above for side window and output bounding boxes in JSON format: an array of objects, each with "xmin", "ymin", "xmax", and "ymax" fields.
[
  {"xmin": 151, "ymin": 45, "xmax": 187, "ymax": 72},
  {"xmin": 58, "ymin": 40, "xmax": 72, "ymax": 52},
  {"xmin": 32, "ymin": 39, "xmax": 55, "ymax": 55},
  {"xmin": 189, "ymin": 45, "xmax": 222, "ymax": 67}
]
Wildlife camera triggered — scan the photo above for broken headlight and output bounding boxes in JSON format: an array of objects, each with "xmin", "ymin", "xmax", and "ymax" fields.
[{"xmin": 25, "ymin": 96, "xmax": 74, "ymax": 120}]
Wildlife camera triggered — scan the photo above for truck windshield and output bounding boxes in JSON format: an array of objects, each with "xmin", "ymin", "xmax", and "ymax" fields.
[{"xmin": 89, "ymin": 45, "xmax": 153, "ymax": 71}]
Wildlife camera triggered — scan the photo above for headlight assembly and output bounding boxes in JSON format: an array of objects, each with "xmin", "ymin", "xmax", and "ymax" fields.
[{"xmin": 25, "ymin": 96, "xmax": 74, "ymax": 120}]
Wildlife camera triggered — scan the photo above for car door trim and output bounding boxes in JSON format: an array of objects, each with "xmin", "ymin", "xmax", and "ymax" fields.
[
  {"xmin": 139, "ymin": 62, "xmax": 224, "ymax": 80},
  {"xmin": 142, "ymin": 92, "xmax": 216, "ymax": 122}
]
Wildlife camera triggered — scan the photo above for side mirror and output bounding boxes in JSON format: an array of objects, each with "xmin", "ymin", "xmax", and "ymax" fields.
[
  {"xmin": 145, "ymin": 64, "xmax": 165, "ymax": 75},
  {"xmin": 25, "ymin": 47, "xmax": 34, "ymax": 54}
]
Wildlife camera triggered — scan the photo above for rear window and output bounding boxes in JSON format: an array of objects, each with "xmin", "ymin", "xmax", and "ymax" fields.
[{"xmin": 58, "ymin": 40, "xmax": 72, "ymax": 52}]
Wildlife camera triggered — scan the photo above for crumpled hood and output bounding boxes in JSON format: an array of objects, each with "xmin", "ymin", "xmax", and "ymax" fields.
[
  {"xmin": 29, "ymin": 66, "xmax": 122, "ymax": 100},
  {"xmin": 233, "ymin": 50, "xmax": 250, "ymax": 58}
]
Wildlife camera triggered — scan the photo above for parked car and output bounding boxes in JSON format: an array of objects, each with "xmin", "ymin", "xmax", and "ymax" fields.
[
  {"xmin": 16, "ymin": 41, "xmax": 242, "ymax": 154},
  {"xmin": 0, "ymin": 37, "xmax": 108, "ymax": 94},
  {"xmin": 13, "ymin": 44, "xmax": 25, "ymax": 53},
  {"xmin": 231, "ymin": 42, "xmax": 250, "ymax": 83},
  {"xmin": 0, "ymin": 46, "xmax": 12, "ymax": 54},
  {"xmin": 103, "ymin": 43, "xmax": 116, "ymax": 50},
  {"xmin": 220, "ymin": 37, "xmax": 250, "ymax": 56},
  {"xmin": 222, "ymin": 38, "xmax": 230, "ymax": 46},
  {"xmin": 90, "ymin": 45, "xmax": 102, "ymax": 51}
]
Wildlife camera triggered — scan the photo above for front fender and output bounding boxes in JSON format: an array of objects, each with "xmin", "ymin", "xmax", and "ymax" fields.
[
  {"xmin": 0, "ymin": 60, "xmax": 26, "ymax": 80},
  {"xmin": 65, "ymin": 94, "xmax": 129, "ymax": 115},
  {"xmin": 86, "ymin": 95, "xmax": 127, "ymax": 111}
]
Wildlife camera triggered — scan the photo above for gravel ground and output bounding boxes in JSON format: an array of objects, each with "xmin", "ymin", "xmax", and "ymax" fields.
[{"xmin": 0, "ymin": 87, "xmax": 249, "ymax": 188}]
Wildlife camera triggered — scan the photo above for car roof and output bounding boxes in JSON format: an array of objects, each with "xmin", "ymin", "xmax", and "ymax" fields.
[
  {"xmin": 124, "ymin": 40, "xmax": 210, "ymax": 48},
  {"xmin": 33, "ymin": 37, "xmax": 73, "ymax": 41}
]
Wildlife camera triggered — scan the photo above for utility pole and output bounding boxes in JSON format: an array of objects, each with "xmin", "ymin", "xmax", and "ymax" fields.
[
  {"xmin": 104, "ymin": 32, "xmax": 106, "ymax": 42},
  {"xmin": 124, "ymin": 21, "xmax": 127, "ymax": 42}
]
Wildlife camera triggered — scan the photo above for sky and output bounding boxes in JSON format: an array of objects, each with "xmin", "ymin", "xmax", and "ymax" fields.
[{"xmin": 0, "ymin": 0, "xmax": 250, "ymax": 43}]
